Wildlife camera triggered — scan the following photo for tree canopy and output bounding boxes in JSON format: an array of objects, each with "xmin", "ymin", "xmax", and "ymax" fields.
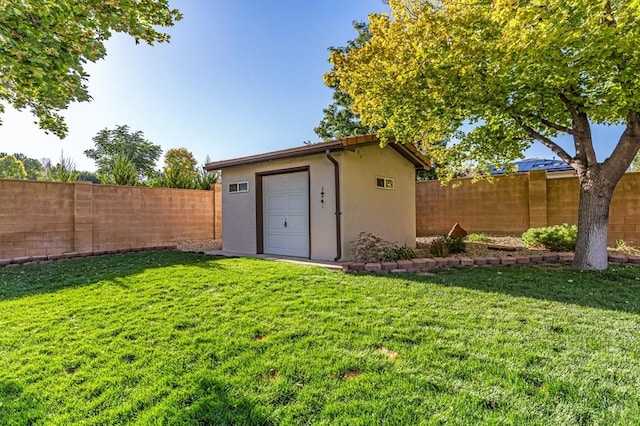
[
  {"xmin": 0, "ymin": 1, "xmax": 182, "ymax": 137},
  {"xmin": 161, "ymin": 148, "xmax": 199, "ymax": 189},
  {"xmin": 315, "ymin": 22, "xmax": 374, "ymax": 141},
  {"xmin": 0, "ymin": 155, "xmax": 27, "ymax": 179},
  {"xmin": 84, "ymin": 125, "xmax": 162, "ymax": 185},
  {"xmin": 332, "ymin": 0, "xmax": 640, "ymax": 270}
]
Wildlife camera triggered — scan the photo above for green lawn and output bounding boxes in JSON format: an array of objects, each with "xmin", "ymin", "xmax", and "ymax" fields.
[{"xmin": 1, "ymin": 252, "xmax": 640, "ymax": 425}]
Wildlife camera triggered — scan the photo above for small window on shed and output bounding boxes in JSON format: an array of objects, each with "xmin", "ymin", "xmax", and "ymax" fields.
[
  {"xmin": 376, "ymin": 176, "xmax": 394, "ymax": 190},
  {"xmin": 229, "ymin": 181, "xmax": 249, "ymax": 193}
]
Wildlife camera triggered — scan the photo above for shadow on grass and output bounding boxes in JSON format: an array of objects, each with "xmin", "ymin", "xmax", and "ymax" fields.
[
  {"xmin": 390, "ymin": 264, "xmax": 640, "ymax": 314},
  {"xmin": 0, "ymin": 380, "xmax": 43, "ymax": 425},
  {"xmin": 0, "ymin": 251, "xmax": 225, "ymax": 301},
  {"xmin": 171, "ymin": 377, "xmax": 273, "ymax": 426}
]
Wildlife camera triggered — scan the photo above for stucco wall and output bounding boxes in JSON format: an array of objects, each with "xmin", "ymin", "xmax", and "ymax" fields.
[
  {"xmin": 220, "ymin": 153, "xmax": 339, "ymax": 260},
  {"xmin": 341, "ymin": 145, "xmax": 417, "ymax": 258}
]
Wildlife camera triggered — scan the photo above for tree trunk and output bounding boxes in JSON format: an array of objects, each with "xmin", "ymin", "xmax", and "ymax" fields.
[{"xmin": 572, "ymin": 177, "xmax": 614, "ymax": 270}]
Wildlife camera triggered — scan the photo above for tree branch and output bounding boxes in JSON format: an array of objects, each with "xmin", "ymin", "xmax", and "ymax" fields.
[
  {"xmin": 529, "ymin": 114, "xmax": 574, "ymax": 135},
  {"xmin": 558, "ymin": 90, "xmax": 598, "ymax": 167},
  {"xmin": 603, "ymin": 111, "xmax": 640, "ymax": 186},
  {"xmin": 518, "ymin": 120, "xmax": 574, "ymax": 166}
]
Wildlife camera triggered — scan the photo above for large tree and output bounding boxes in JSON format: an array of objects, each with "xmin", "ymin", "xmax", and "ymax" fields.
[
  {"xmin": 0, "ymin": 1, "xmax": 182, "ymax": 137},
  {"xmin": 333, "ymin": 0, "xmax": 640, "ymax": 270},
  {"xmin": 84, "ymin": 125, "xmax": 162, "ymax": 185}
]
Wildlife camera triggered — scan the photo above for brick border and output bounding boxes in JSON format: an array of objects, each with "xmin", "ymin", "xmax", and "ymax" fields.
[
  {"xmin": 0, "ymin": 245, "xmax": 178, "ymax": 267},
  {"xmin": 342, "ymin": 252, "xmax": 640, "ymax": 273}
]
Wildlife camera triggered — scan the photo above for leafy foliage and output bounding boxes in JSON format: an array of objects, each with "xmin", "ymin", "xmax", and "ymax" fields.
[
  {"xmin": 522, "ymin": 224, "xmax": 578, "ymax": 252},
  {"xmin": 0, "ymin": 155, "xmax": 27, "ymax": 179},
  {"xmin": 429, "ymin": 236, "xmax": 465, "ymax": 257},
  {"xmin": 315, "ymin": 22, "xmax": 374, "ymax": 140},
  {"xmin": 0, "ymin": 1, "xmax": 182, "ymax": 137},
  {"xmin": 43, "ymin": 152, "xmax": 78, "ymax": 182},
  {"xmin": 98, "ymin": 153, "xmax": 138, "ymax": 186},
  {"xmin": 632, "ymin": 152, "xmax": 640, "ymax": 172},
  {"xmin": 85, "ymin": 125, "xmax": 162, "ymax": 185},
  {"xmin": 466, "ymin": 233, "xmax": 493, "ymax": 243},
  {"xmin": 75, "ymin": 171, "xmax": 100, "ymax": 184},
  {"xmin": 334, "ymin": 1, "xmax": 640, "ymax": 179},
  {"xmin": 194, "ymin": 168, "xmax": 220, "ymax": 190},
  {"xmin": 387, "ymin": 245, "xmax": 416, "ymax": 261}
]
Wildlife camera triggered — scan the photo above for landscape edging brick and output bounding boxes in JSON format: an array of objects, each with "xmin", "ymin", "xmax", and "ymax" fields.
[
  {"xmin": 344, "ymin": 253, "xmax": 636, "ymax": 273},
  {"xmin": 0, "ymin": 245, "xmax": 178, "ymax": 267}
]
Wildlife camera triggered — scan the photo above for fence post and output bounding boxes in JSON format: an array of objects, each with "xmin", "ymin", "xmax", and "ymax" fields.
[
  {"xmin": 528, "ymin": 170, "xmax": 548, "ymax": 229},
  {"xmin": 73, "ymin": 181, "xmax": 94, "ymax": 253},
  {"xmin": 211, "ymin": 183, "xmax": 222, "ymax": 240}
]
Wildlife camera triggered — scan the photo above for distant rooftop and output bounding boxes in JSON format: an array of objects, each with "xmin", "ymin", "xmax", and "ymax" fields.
[{"xmin": 492, "ymin": 158, "xmax": 573, "ymax": 175}]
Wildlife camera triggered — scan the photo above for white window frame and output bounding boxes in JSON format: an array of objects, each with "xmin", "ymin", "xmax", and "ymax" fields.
[
  {"xmin": 376, "ymin": 176, "xmax": 394, "ymax": 190},
  {"xmin": 228, "ymin": 181, "xmax": 249, "ymax": 193}
]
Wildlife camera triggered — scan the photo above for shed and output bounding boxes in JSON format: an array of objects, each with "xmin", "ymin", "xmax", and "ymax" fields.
[{"xmin": 204, "ymin": 135, "xmax": 430, "ymax": 261}]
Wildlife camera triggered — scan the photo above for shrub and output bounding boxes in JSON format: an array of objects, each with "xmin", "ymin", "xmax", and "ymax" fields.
[
  {"xmin": 351, "ymin": 232, "xmax": 394, "ymax": 263},
  {"xmin": 388, "ymin": 245, "xmax": 415, "ymax": 261},
  {"xmin": 429, "ymin": 235, "xmax": 465, "ymax": 257},
  {"xmin": 466, "ymin": 233, "xmax": 492, "ymax": 243},
  {"xmin": 522, "ymin": 224, "xmax": 577, "ymax": 252},
  {"xmin": 351, "ymin": 232, "xmax": 415, "ymax": 263}
]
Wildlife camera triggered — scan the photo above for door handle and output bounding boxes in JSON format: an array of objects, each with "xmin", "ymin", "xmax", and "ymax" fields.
[{"xmin": 284, "ymin": 218, "xmax": 288, "ymax": 228}]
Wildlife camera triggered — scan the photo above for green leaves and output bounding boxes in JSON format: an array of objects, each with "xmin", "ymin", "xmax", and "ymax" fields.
[
  {"xmin": 0, "ymin": 155, "xmax": 27, "ymax": 179},
  {"xmin": 85, "ymin": 125, "xmax": 162, "ymax": 185},
  {"xmin": 0, "ymin": 0, "xmax": 182, "ymax": 138},
  {"xmin": 334, "ymin": 0, "xmax": 640, "ymax": 177}
]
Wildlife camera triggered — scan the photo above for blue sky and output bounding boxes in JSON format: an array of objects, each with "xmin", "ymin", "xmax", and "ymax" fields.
[{"xmin": 0, "ymin": 0, "xmax": 624, "ymax": 171}]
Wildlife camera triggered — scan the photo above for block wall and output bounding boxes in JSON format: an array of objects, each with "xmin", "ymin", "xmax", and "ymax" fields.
[
  {"xmin": 417, "ymin": 171, "xmax": 640, "ymax": 244},
  {"xmin": 0, "ymin": 180, "xmax": 221, "ymax": 259}
]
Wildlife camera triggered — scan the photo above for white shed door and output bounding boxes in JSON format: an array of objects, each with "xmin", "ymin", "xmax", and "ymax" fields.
[{"xmin": 263, "ymin": 171, "xmax": 309, "ymax": 257}]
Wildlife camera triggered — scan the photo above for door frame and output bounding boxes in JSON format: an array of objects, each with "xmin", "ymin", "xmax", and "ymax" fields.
[{"xmin": 255, "ymin": 166, "xmax": 311, "ymax": 257}]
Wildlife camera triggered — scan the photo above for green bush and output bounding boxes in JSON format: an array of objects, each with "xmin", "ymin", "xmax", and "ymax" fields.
[
  {"xmin": 429, "ymin": 235, "xmax": 465, "ymax": 257},
  {"xmin": 388, "ymin": 245, "xmax": 415, "ymax": 261},
  {"xmin": 522, "ymin": 224, "xmax": 577, "ymax": 252},
  {"xmin": 466, "ymin": 233, "xmax": 492, "ymax": 243}
]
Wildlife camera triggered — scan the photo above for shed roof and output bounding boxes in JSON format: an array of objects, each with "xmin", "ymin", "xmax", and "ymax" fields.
[{"xmin": 203, "ymin": 134, "xmax": 430, "ymax": 171}]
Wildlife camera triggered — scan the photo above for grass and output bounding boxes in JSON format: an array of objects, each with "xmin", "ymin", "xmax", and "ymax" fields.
[{"xmin": 1, "ymin": 251, "xmax": 640, "ymax": 424}]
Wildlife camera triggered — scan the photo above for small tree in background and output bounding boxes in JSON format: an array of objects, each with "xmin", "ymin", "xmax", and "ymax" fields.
[
  {"xmin": 195, "ymin": 168, "xmax": 220, "ymax": 190},
  {"xmin": 45, "ymin": 152, "xmax": 78, "ymax": 182},
  {"xmin": 98, "ymin": 153, "xmax": 138, "ymax": 186},
  {"xmin": 0, "ymin": 155, "xmax": 27, "ymax": 179},
  {"xmin": 161, "ymin": 148, "xmax": 199, "ymax": 189},
  {"xmin": 85, "ymin": 125, "xmax": 162, "ymax": 185}
]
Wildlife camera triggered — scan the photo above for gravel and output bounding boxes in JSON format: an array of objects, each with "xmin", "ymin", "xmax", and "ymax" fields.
[{"xmin": 176, "ymin": 239, "xmax": 222, "ymax": 252}]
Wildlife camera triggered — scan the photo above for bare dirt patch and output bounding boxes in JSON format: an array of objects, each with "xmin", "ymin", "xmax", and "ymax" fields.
[
  {"xmin": 341, "ymin": 369, "xmax": 363, "ymax": 380},
  {"xmin": 378, "ymin": 346, "xmax": 399, "ymax": 361}
]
